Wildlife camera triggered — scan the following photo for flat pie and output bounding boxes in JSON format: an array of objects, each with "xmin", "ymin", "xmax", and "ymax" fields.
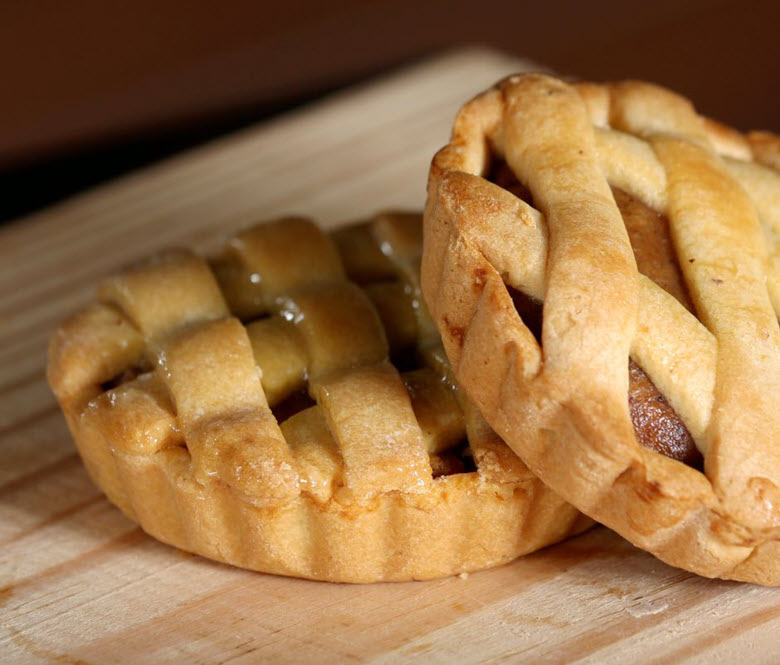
[
  {"xmin": 48, "ymin": 211, "xmax": 589, "ymax": 583},
  {"xmin": 422, "ymin": 73, "xmax": 780, "ymax": 585}
]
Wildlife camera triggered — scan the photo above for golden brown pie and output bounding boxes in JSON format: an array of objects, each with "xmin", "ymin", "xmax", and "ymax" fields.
[
  {"xmin": 422, "ymin": 73, "xmax": 780, "ymax": 585},
  {"xmin": 48, "ymin": 211, "xmax": 589, "ymax": 583}
]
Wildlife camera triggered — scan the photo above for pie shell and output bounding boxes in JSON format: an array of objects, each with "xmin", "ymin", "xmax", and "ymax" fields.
[{"xmin": 48, "ymin": 212, "xmax": 589, "ymax": 583}]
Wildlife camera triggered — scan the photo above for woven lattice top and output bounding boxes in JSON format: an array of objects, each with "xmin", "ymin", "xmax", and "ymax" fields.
[{"xmin": 49, "ymin": 212, "xmax": 530, "ymax": 508}]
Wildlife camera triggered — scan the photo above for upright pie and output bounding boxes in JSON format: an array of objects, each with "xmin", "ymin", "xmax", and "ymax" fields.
[
  {"xmin": 48, "ymin": 211, "xmax": 589, "ymax": 583},
  {"xmin": 422, "ymin": 73, "xmax": 780, "ymax": 585}
]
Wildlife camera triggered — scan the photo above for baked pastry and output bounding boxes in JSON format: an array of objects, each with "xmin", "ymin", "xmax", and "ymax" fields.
[
  {"xmin": 422, "ymin": 74, "xmax": 780, "ymax": 585},
  {"xmin": 48, "ymin": 211, "xmax": 589, "ymax": 583}
]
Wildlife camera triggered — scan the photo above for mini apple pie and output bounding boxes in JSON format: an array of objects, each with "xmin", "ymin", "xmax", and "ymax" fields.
[
  {"xmin": 48, "ymin": 211, "xmax": 588, "ymax": 583},
  {"xmin": 422, "ymin": 74, "xmax": 780, "ymax": 585}
]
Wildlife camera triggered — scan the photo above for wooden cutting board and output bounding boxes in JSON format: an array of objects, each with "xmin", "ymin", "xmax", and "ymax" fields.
[{"xmin": 1, "ymin": 47, "xmax": 777, "ymax": 664}]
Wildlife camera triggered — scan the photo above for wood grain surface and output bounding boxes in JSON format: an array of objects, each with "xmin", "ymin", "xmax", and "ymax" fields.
[{"xmin": 1, "ymin": 48, "xmax": 778, "ymax": 664}]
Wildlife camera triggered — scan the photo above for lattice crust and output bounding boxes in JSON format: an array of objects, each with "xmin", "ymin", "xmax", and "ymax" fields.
[
  {"xmin": 422, "ymin": 73, "xmax": 780, "ymax": 585},
  {"xmin": 48, "ymin": 212, "xmax": 590, "ymax": 583}
]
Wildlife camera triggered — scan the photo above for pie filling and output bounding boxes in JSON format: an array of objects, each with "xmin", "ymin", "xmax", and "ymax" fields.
[
  {"xmin": 486, "ymin": 160, "xmax": 535, "ymax": 206},
  {"xmin": 628, "ymin": 362, "xmax": 702, "ymax": 467},
  {"xmin": 613, "ymin": 187, "xmax": 696, "ymax": 314},
  {"xmin": 430, "ymin": 440, "xmax": 476, "ymax": 478},
  {"xmin": 271, "ymin": 388, "xmax": 316, "ymax": 424},
  {"xmin": 100, "ymin": 359, "xmax": 152, "ymax": 392},
  {"xmin": 490, "ymin": 159, "xmax": 701, "ymax": 467}
]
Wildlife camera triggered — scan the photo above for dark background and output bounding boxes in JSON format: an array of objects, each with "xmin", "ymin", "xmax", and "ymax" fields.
[{"xmin": 2, "ymin": 0, "xmax": 778, "ymax": 222}]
